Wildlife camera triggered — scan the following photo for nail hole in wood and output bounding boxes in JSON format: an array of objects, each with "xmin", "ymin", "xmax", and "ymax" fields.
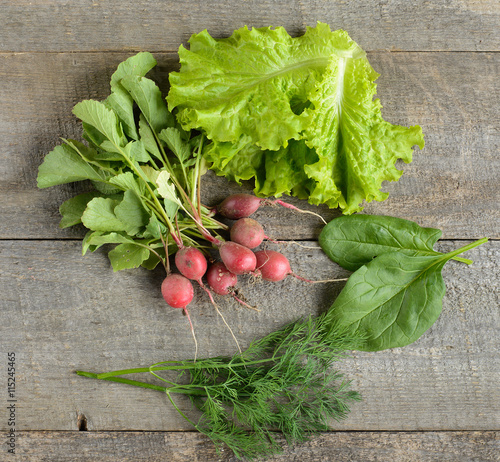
[{"xmin": 77, "ymin": 413, "xmax": 88, "ymax": 431}]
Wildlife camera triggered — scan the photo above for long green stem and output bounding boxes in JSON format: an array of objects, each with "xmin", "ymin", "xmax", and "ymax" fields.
[
  {"xmin": 83, "ymin": 356, "xmax": 277, "ymax": 380},
  {"xmin": 76, "ymin": 370, "xmax": 250, "ymax": 397},
  {"xmin": 445, "ymin": 237, "xmax": 488, "ymax": 261},
  {"xmin": 191, "ymin": 134, "xmax": 205, "ymax": 210},
  {"xmin": 154, "ymin": 135, "xmax": 220, "ymax": 246},
  {"xmin": 153, "ymin": 131, "xmax": 176, "ymax": 178},
  {"xmin": 453, "ymin": 256, "xmax": 473, "ymax": 265},
  {"xmin": 76, "ymin": 371, "xmax": 167, "ymax": 392},
  {"xmin": 111, "ymin": 141, "xmax": 177, "ymax": 237},
  {"xmin": 165, "ymin": 391, "xmax": 199, "ymax": 428},
  {"xmin": 89, "ymin": 333, "xmax": 333, "ymax": 381}
]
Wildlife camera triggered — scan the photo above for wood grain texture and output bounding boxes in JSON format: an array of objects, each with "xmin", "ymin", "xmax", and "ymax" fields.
[
  {"xmin": 0, "ymin": 51, "xmax": 498, "ymax": 240},
  {"xmin": 1, "ymin": 0, "xmax": 498, "ymax": 459},
  {"xmin": 0, "ymin": 240, "xmax": 497, "ymax": 432},
  {"xmin": 11, "ymin": 431, "xmax": 500, "ymax": 462},
  {"xmin": 0, "ymin": 0, "xmax": 498, "ymax": 52}
]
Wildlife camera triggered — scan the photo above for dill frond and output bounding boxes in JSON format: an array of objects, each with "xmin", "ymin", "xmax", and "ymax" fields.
[{"xmin": 77, "ymin": 315, "xmax": 363, "ymax": 460}]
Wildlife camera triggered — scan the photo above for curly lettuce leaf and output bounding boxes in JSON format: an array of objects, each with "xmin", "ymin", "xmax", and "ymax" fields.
[{"xmin": 168, "ymin": 22, "xmax": 424, "ymax": 214}]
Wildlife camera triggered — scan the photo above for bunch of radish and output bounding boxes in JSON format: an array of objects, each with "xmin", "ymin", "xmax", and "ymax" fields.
[{"xmin": 160, "ymin": 193, "xmax": 342, "ymax": 358}]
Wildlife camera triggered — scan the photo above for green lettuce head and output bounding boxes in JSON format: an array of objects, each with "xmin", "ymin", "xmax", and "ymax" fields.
[{"xmin": 167, "ymin": 22, "xmax": 424, "ymax": 214}]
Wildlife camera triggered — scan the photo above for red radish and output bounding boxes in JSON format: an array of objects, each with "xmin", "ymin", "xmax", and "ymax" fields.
[
  {"xmin": 192, "ymin": 222, "xmax": 257, "ymax": 275},
  {"xmin": 207, "ymin": 262, "xmax": 259, "ymax": 311},
  {"xmin": 216, "ymin": 193, "xmax": 327, "ymax": 224},
  {"xmin": 161, "ymin": 273, "xmax": 198, "ymax": 359},
  {"xmin": 229, "ymin": 219, "xmax": 311, "ymax": 249},
  {"xmin": 219, "ymin": 241, "xmax": 257, "ymax": 275},
  {"xmin": 175, "ymin": 247, "xmax": 208, "ymax": 281},
  {"xmin": 230, "ymin": 218, "xmax": 265, "ymax": 249},
  {"xmin": 255, "ymin": 249, "xmax": 348, "ymax": 284},
  {"xmin": 254, "ymin": 250, "xmax": 292, "ymax": 282},
  {"xmin": 207, "ymin": 262, "xmax": 238, "ymax": 295},
  {"xmin": 161, "ymin": 273, "xmax": 194, "ymax": 308},
  {"xmin": 217, "ymin": 194, "xmax": 262, "ymax": 220}
]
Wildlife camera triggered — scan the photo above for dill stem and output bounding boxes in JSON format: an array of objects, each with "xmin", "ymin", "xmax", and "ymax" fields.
[
  {"xmin": 89, "ymin": 333, "xmax": 331, "ymax": 380},
  {"xmin": 76, "ymin": 370, "xmax": 254, "ymax": 399},
  {"xmin": 92, "ymin": 357, "xmax": 277, "ymax": 380},
  {"xmin": 165, "ymin": 391, "xmax": 198, "ymax": 428},
  {"xmin": 76, "ymin": 371, "xmax": 167, "ymax": 392}
]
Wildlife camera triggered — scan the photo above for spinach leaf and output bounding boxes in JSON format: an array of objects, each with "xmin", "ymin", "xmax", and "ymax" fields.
[
  {"xmin": 324, "ymin": 238, "xmax": 487, "ymax": 351},
  {"xmin": 319, "ymin": 214, "xmax": 472, "ymax": 271}
]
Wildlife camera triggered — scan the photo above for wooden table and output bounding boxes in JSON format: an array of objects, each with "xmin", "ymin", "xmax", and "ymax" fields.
[{"xmin": 1, "ymin": 1, "xmax": 498, "ymax": 460}]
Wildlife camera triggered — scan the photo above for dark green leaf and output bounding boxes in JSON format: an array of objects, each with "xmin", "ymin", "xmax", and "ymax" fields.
[
  {"xmin": 159, "ymin": 127, "xmax": 191, "ymax": 163},
  {"xmin": 91, "ymin": 180, "xmax": 123, "ymax": 195},
  {"xmin": 325, "ymin": 238, "xmax": 488, "ymax": 351},
  {"xmin": 108, "ymin": 171, "xmax": 144, "ymax": 196},
  {"xmin": 114, "ymin": 190, "xmax": 150, "ymax": 235},
  {"xmin": 127, "ymin": 140, "xmax": 152, "ymax": 163},
  {"xmin": 37, "ymin": 144, "xmax": 104, "ymax": 188},
  {"xmin": 110, "ymin": 52, "xmax": 157, "ymax": 91},
  {"xmin": 82, "ymin": 122, "xmax": 108, "ymax": 147},
  {"xmin": 139, "ymin": 165, "xmax": 160, "ymax": 186},
  {"xmin": 81, "ymin": 197, "xmax": 127, "ymax": 232},
  {"xmin": 62, "ymin": 139, "xmax": 110, "ymax": 168},
  {"xmin": 82, "ymin": 230, "xmax": 100, "ymax": 255},
  {"xmin": 108, "ymin": 243, "xmax": 150, "ymax": 271},
  {"xmin": 319, "ymin": 214, "xmax": 473, "ymax": 270},
  {"xmin": 59, "ymin": 192, "xmax": 101, "ymax": 228},
  {"xmin": 121, "ymin": 75, "xmax": 174, "ymax": 133},
  {"xmin": 107, "ymin": 52, "xmax": 158, "ymax": 140},
  {"xmin": 145, "ymin": 214, "xmax": 168, "ymax": 239},
  {"xmin": 139, "ymin": 114, "xmax": 163, "ymax": 162},
  {"xmin": 105, "ymin": 91, "xmax": 138, "ymax": 140},
  {"xmin": 163, "ymin": 199, "xmax": 180, "ymax": 220},
  {"xmin": 141, "ymin": 246, "xmax": 166, "ymax": 270},
  {"xmin": 85, "ymin": 232, "xmax": 135, "ymax": 247},
  {"xmin": 73, "ymin": 100, "xmax": 126, "ymax": 148},
  {"xmin": 92, "ymin": 149, "xmax": 125, "ymax": 162},
  {"xmin": 319, "ymin": 214, "xmax": 443, "ymax": 271}
]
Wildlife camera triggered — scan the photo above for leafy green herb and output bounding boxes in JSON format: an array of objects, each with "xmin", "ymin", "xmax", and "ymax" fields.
[
  {"xmin": 319, "ymin": 214, "xmax": 473, "ymax": 271},
  {"xmin": 77, "ymin": 315, "xmax": 363, "ymax": 460},
  {"xmin": 37, "ymin": 143, "xmax": 105, "ymax": 188},
  {"xmin": 323, "ymin": 237, "xmax": 488, "ymax": 351},
  {"xmin": 167, "ymin": 22, "xmax": 424, "ymax": 214},
  {"xmin": 37, "ymin": 52, "xmax": 226, "ymax": 271},
  {"xmin": 58, "ymin": 192, "xmax": 102, "ymax": 228}
]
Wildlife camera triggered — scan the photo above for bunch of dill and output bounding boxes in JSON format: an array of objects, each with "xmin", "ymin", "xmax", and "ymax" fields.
[{"xmin": 78, "ymin": 314, "xmax": 363, "ymax": 459}]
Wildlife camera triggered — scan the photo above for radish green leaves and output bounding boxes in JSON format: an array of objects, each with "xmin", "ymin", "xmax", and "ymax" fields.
[
  {"xmin": 167, "ymin": 22, "xmax": 424, "ymax": 214},
  {"xmin": 320, "ymin": 215, "xmax": 488, "ymax": 351},
  {"xmin": 37, "ymin": 52, "xmax": 225, "ymax": 272}
]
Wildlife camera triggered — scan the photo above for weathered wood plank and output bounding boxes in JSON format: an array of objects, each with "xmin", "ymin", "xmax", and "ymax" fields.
[
  {"xmin": 11, "ymin": 431, "xmax": 500, "ymax": 462},
  {"xmin": 0, "ymin": 51, "xmax": 498, "ymax": 240},
  {"xmin": 0, "ymin": 0, "xmax": 498, "ymax": 52},
  {"xmin": 0, "ymin": 240, "xmax": 498, "ymax": 432}
]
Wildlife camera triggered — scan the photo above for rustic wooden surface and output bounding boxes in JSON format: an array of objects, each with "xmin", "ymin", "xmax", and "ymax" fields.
[
  {"xmin": 13, "ymin": 431, "xmax": 500, "ymax": 461},
  {"xmin": 1, "ymin": 51, "xmax": 499, "ymax": 240},
  {"xmin": 0, "ymin": 1, "xmax": 499, "ymax": 460},
  {"xmin": 0, "ymin": 240, "xmax": 498, "ymax": 432}
]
